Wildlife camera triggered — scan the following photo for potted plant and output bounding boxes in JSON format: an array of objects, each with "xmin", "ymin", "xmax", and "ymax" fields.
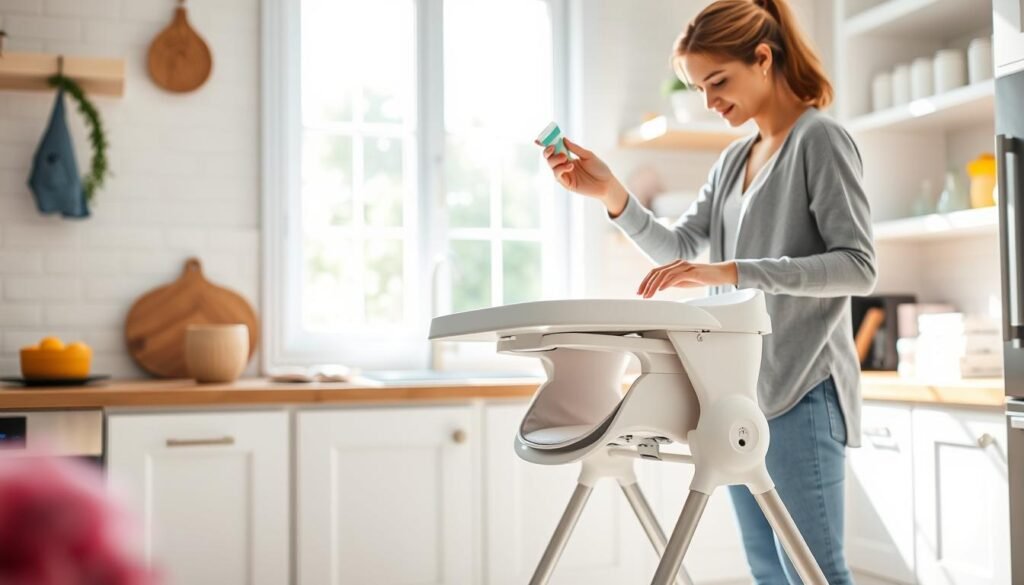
[{"xmin": 662, "ymin": 76, "xmax": 712, "ymax": 124}]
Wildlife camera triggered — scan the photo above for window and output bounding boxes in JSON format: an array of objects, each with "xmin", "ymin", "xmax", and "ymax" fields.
[{"xmin": 263, "ymin": 0, "xmax": 570, "ymax": 370}]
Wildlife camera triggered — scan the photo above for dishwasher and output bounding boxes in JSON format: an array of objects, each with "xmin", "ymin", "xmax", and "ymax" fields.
[{"xmin": 0, "ymin": 409, "xmax": 105, "ymax": 468}]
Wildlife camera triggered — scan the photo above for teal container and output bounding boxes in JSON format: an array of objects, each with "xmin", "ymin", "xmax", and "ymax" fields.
[{"xmin": 536, "ymin": 121, "xmax": 568, "ymax": 157}]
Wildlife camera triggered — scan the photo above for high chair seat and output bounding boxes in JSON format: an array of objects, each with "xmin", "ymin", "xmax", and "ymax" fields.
[{"xmin": 429, "ymin": 289, "xmax": 828, "ymax": 585}]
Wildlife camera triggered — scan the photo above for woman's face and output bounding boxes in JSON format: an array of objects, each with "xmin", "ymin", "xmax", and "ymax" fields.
[{"xmin": 678, "ymin": 47, "xmax": 772, "ymax": 127}]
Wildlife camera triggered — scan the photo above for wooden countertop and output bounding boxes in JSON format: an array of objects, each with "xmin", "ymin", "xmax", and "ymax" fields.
[
  {"xmin": 0, "ymin": 372, "xmax": 1006, "ymax": 411},
  {"xmin": 859, "ymin": 371, "xmax": 1005, "ymax": 408},
  {"xmin": 0, "ymin": 377, "xmax": 543, "ymax": 410}
]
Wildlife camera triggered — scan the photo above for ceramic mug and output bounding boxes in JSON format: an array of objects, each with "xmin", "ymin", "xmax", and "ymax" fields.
[
  {"xmin": 185, "ymin": 324, "xmax": 249, "ymax": 383},
  {"xmin": 934, "ymin": 48, "xmax": 966, "ymax": 93},
  {"xmin": 968, "ymin": 37, "xmax": 993, "ymax": 84},
  {"xmin": 871, "ymin": 71, "xmax": 892, "ymax": 111},
  {"xmin": 891, "ymin": 63, "xmax": 911, "ymax": 106},
  {"xmin": 911, "ymin": 56, "xmax": 934, "ymax": 100}
]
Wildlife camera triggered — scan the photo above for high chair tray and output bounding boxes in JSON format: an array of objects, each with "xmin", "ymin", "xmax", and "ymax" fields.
[{"xmin": 429, "ymin": 289, "xmax": 771, "ymax": 342}]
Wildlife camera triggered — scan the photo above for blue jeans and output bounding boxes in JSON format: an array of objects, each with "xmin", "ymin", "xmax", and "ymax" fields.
[{"xmin": 728, "ymin": 376, "xmax": 853, "ymax": 584}]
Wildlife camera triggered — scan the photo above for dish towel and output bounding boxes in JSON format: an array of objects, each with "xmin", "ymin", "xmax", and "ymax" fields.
[{"xmin": 28, "ymin": 88, "xmax": 89, "ymax": 218}]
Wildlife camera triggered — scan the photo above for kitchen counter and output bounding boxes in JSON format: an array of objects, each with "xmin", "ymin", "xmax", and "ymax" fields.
[{"xmin": 0, "ymin": 372, "xmax": 1005, "ymax": 410}]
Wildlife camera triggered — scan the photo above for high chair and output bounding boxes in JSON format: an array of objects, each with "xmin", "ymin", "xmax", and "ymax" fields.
[{"xmin": 429, "ymin": 289, "xmax": 828, "ymax": 585}]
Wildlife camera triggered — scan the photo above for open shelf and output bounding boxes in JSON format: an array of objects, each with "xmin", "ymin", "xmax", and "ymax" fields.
[
  {"xmin": 873, "ymin": 206, "xmax": 998, "ymax": 242},
  {"xmin": 846, "ymin": 80, "xmax": 994, "ymax": 134},
  {"xmin": 845, "ymin": 0, "xmax": 993, "ymax": 40},
  {"xmin": 619, "ymin": 116, "xmax": 751, "ymax": 151},
  {"xmin": 0, "ymin": 52, "xmax": 125, "ymax": 97}
]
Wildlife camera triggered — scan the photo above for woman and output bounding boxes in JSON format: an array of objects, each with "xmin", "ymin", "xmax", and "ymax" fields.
[{"xmin": 539, "ymin": 0, "xmax": 875, "ymax": 583}]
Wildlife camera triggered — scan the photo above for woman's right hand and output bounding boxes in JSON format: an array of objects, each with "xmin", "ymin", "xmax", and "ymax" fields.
[{"xmin": 536, "ymin": 137, "xmax": 627, "ymax": 214}]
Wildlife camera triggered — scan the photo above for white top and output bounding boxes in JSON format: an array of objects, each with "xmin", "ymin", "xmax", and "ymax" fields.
[
  {"xmin": 722, "ymin": 146, "xmax": 781, "ymax": 261},
  {"xmin": 428, "ymin": 289, "xmax": 771, "ymax": 341}
]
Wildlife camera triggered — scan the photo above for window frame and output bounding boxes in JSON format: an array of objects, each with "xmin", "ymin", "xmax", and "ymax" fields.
[{"xmin": 262, "ymin": 0, "xmax": 572, "ymax": 372}]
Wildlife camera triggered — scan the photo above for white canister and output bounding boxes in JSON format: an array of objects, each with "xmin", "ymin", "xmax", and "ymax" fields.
[
  {"xmin": 891, "ymin": 63, "xmax": 911, "ymax": 106},
  {"xmin": 911, "ymin": 56, "xmax": 934, "ymax": 100},
  {"xmin": 871, "ymin": 71, "xmax": 892, "ymax": 111},
  {"xmin": 968, "ymin": 36, "xmax": 993, "ymax": 84},
  {"xmin": 934, "ymin": 48, "xmax": 966, "ymax": 93}
]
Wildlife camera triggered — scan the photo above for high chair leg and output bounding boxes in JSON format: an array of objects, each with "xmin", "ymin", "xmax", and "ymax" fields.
[
  {"xmin": 528, "ymin": 483, "xmax": 593, "ymax": 585},
  {"xmin": 620, "ymin": 482, "xmax": 695, "ymax": 585},
  {"xmin": 649, "ymin": 489, "xmax": 709, "ymax": 585},
  {"xmin": 754, "ymin": 489, "xmax": 828, "ymax": 585}
]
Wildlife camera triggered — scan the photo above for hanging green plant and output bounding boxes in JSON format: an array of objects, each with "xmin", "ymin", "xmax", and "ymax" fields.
[{"xmin": 47, "ymin": 74, "xmax": 109, "ymax": 203}]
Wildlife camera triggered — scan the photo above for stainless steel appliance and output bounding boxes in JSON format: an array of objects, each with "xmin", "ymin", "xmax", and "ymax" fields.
[
  {"xmin": 0, "ymin": 410, "xmax": 104, "ymax": 466},
  {"xmin": 995, "ymin": 2, "xmax": 1024, "ymax": 582}
]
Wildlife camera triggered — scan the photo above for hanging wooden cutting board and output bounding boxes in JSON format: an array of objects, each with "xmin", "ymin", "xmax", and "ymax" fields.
[
  {"xmin": 147, "ymin": 1, "xmax": 212, "ymax": 93},
  {"xmin": 125, "ymin": 258, "xmax": 258, "ymax": 378}
]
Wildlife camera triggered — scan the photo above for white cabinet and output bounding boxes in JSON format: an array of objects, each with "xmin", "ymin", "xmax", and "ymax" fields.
[
  {"xmin": 106, "ymin": 410, "xmax": 289, "ymax": 585},
  {"xmin": 846, "ymin": 403, "xmax": 916, "ymax": 585},
  {"xmin": 912, "ymin": 407, "xmax": 1010, "ymax": 585},
  {"xmin": 847, "ymin": 404, "xmax": 1011, "ymax": 585},
  {"xmin": 297, "ymin": 405, "xmax": 476, "ymax": 585},
  {"xmin": 995, "ymin": 0, "xmax": 1024, "ymax": 76},
  {"xmin": 483, "ymin": 403, "xmax": 650, "ymax": 585}
]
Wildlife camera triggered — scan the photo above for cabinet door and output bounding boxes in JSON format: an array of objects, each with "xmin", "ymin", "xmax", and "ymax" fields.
[
  {"xmin": 846, "ymin": 403, "xmax": 916, "ymax": 584},
  {"xmin": 912, "ymin": 407, "xmax": 1010, "ymax": 585},
  {"xmin": 483, "ymin": 403, "xmax": 649, "ymax": 585},
  {"xmin": 106, "ymin": 410, "xmax": 289, "ymax": 585},
  {"xmin": 995, "ymin": 0, "xmax": 1024, "ymax": 76},
  {"xmin": 297, "ymin": 406, "xmax": 475, "ymax": 585}
]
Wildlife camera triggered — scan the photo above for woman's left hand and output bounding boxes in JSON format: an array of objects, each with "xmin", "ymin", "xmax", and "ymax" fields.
[{"xmin": 636, "ymin": 260, "xmax": 739, "ymax": 298}]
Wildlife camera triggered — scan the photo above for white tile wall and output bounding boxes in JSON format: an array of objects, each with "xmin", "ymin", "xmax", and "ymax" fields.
[{"xmin": 0, "ymin": 0, "xmax": 260, "ymax": 378}]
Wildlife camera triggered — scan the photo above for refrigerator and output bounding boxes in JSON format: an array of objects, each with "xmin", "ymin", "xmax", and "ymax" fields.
[{"xmin": 996, "ymin": 1, "xmax": 1024, "ymax": 582}]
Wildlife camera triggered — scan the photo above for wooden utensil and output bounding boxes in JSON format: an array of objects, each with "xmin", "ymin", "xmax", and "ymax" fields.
[
  {"xmin": 125, "ymin": 258, "xmax": 258, "ymax": 378},
  {"xmin": 147, "ymin": 0, "xmax": 212, "ymax": 93}
]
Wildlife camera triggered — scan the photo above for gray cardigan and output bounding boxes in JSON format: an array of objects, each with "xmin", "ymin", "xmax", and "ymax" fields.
[{"xmin": 612, "ymin": 107, "xmax": 876, "ymax": 447}]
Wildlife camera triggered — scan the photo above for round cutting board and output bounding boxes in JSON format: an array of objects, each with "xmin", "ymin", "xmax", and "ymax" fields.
[
  {"xmin": 125, "ymin": 258, "xmax": 258, "ymax": 378},
  {"xmin": 147, "ymin": 3, "xmax": 213, "ymax": 93}
]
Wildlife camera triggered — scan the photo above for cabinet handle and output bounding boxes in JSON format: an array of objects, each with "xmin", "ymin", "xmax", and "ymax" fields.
[
  {"xmin": 863, "ymin": 426, "xmax": 892, "ymax": 438},
  {"xmin": 165, "ymin": 436, "xmax": 235, "ymax": 448},
  {"xmin": 451, "ymin": 429, "xmax": 467, "ymax": 444},
  {"xmin": 977, "ymin": 433, "xmax": 996, "ymax": 449}
]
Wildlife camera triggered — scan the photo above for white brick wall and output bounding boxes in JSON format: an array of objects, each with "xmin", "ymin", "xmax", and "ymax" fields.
[{"xmin": 0, "ymin": 0, "xmax": 260, "ymax": 378}]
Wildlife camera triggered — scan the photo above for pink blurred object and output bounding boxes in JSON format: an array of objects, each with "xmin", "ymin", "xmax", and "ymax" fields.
[{"xmin": 0, "ymin": 454, "xmax": 158, "ymax": 585}]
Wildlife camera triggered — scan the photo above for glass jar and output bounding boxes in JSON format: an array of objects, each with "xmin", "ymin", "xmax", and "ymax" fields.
[{"xmin": 966, "ymin": 153, "xmax": 996, "ymax": 208}]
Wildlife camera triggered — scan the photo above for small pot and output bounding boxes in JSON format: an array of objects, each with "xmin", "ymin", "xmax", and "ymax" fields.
[{"xmin": 185, "ymin": 324, "xmax": 249, "ymax": 383}]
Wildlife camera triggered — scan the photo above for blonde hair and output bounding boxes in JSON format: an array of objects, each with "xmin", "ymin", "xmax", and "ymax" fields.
[{"xmin": 673, "ymin": 0, "xmax": 833, "ymax": 108}]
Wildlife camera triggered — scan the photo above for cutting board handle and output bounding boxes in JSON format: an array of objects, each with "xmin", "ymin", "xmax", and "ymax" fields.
[{"xmin": 183, "ymin": 257, "xmax": 203, "ymax": 278}]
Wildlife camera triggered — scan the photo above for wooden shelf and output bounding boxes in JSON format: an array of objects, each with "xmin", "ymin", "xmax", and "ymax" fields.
[
  {"xmin": 845, "ymin": 0, "xmax": 993, "ymax": 40},
  {"xmin": 619, "ymin": 116, "xmax": 751, "ymax": 151},
  {"xmin": 846, "ymin": 80, "xmax": 994, "ymax": 134},
  {"xmin": 0, "ymin": 52, "xmax": 125, "ymax": 97},
  {"xmin": 873, "ymin": 206, "xmax": 997, "ymax": 242}
]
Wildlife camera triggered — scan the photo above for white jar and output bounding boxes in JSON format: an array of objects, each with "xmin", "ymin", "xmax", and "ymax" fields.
[
  {"xmin": 934, "ymin": 48, "xmax": 966, "ymax": 93},
  {"xmin": 871, "ymin": 71, "xmax": 892, "ymax": 111},
  {"xmin": 911, "ymin": 56, "xmax": 934, "ymax": 100},
  {"xmin": 968, "ymin": 36, "xmax": 993, "ymax": 84},
  {"xmin": 891, "ymin": 63, "xmax": 911, "ymax": 106}
]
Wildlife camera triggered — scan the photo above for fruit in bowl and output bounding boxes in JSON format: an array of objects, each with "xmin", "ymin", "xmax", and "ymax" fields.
[{"xmin": 20, "ymin": 337, "xmax": 92, "ymax": 379}]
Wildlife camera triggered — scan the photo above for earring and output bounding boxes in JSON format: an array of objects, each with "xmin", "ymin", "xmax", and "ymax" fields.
[{"xmin": 763, "ymin": 69, "xmax": 768, "ymax": 78}]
